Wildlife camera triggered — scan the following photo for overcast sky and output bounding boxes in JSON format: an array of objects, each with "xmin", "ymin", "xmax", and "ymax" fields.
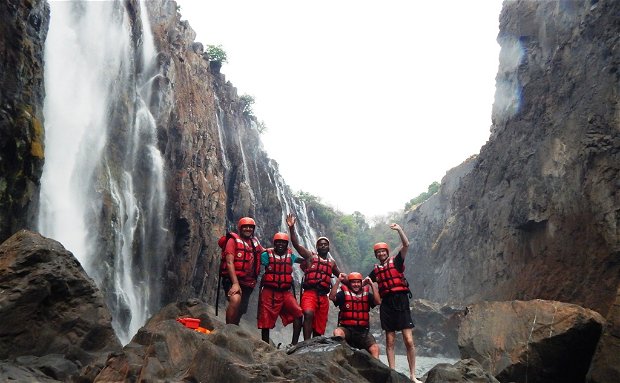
[{"xmin": 176, "ymin": 0, "xmax": 503, "ymax": 217}]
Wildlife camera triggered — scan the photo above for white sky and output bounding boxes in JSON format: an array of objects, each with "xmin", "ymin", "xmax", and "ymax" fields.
[{"xmin": 176, "ymin": 0, "xmax": 503, "ymax": 217}]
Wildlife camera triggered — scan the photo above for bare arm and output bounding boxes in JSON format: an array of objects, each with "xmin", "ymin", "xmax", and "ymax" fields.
[
  {"xmin": 390, "ymin": 223, "xmax": 409, "ymax": 260},
  {"xmin": 287, "ymin": 213, "xmax": 313, "ymax": 259},
  {"xmin": 329, "ymin": 275, "xmax": 344, "ymax": 302},
  {"xmin": 331, "ymin": 260, "xmax": 344, "ymax": 278},
  {"xmin": 364, "ymin": 277, "xmax": 381, "ymax": 305}
]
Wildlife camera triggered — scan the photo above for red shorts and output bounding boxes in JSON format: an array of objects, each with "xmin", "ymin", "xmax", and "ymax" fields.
[
  {"xmin": 300, "ymin": 290, "xmax": 330, "ymax": 335},
  {"xmin": 257, "ymin": 287, "xmax": 303, "ymax": 329}
]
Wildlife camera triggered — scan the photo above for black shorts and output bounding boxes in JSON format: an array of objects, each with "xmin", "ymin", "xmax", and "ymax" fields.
[
  {"xmin": 379, "ymin": 292, "xmax": 414, "ymax": 332},
  {"xmin": 222, "ymin": 278, "xmax": 254, "ymax": 315},
  {"xmin": 340, "ymin": 326, "xmax": 376, "ymax": 350}
]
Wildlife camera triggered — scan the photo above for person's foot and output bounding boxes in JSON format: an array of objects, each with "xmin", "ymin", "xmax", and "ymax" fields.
[{"xmin": 411, "ymin": 378, "xmax": 422, "ymax": 383}]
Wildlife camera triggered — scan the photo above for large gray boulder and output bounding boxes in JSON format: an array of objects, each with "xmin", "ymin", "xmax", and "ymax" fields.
[
  {"xmin": 424, "ymin": 358, "xmax": 500, "ymax": 383},
  {"xmin": 458, "ymin": 300, "xmax": 604, "ymax": 383},
  {"xmin": 0, "ymin": 230, "xmax": 122, "ymax": 381}
]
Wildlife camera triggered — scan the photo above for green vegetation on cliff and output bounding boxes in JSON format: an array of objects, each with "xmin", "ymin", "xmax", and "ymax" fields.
[
  {"xmin": 205, "ymin": 44, "xmax": 227, "ymax": 63},
  {"xmin": 404, "ymin": 181, "xmax": 439, "ymax": 211},
  {"xmin": 297, "ymin": 191, "xmax": 404, "ymax": 273}
]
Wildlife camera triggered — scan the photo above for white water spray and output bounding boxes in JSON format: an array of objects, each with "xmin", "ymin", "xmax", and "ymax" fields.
[{"xmin": 39, "ymin": 1, "xmax": 167, "ymax": 344}]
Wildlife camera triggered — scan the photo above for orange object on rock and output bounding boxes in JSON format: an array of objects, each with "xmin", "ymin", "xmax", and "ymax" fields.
[
  {"xmin": 176, "ymin": 317, "xmax": 200, "ymax": 329},
  {"xmin": 195, "ymin": 327, "xmax": 211, "ymax": 334}
]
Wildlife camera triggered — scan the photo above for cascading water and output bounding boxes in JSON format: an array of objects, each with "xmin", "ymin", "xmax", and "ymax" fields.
[{"xmin": 38, "ymin": 1, "xmax": 168, "ymax": 344}]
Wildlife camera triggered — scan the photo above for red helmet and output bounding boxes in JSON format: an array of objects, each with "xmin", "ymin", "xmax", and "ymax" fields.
[
  {"xmin": 348, "ymin": 272, "xmax": 363, "ymax": 281},
  {"xmin": 238, "ymin": 217, "xmax": 256, "ymax": 230},
  {"xmin": 373, "ymin": 242, "xmax": 389, "ymax": 253},
  {"xmin": 273, "ymin": 232, "xmax": 289, "ymax": 243}
]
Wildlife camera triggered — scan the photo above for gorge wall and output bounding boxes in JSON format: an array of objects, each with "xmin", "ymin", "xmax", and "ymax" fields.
[
  {"xmin": 0, "ymin": 0, "xmax": 48, "ymax": 243},
  {"xmin": 405, "ymin": 0, "xmax": 619, "ymax": 316},
  {"xmin": 1, "ymin": 0, "xmax": 320, "ymax": 343},
  {"xmin": 145, "ymin": 0, "xmax": 320, "ymax": 306}
]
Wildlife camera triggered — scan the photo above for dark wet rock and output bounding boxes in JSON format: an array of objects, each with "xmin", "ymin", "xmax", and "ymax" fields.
[
  {"xmin": 95, "ymin": 300, "xmax": 411, "ymax": 382},
  {"xmin": 0, "ymin": 0, "xmax": 49, "ymax": 243},
  {"xmin": 0, "ymin": 230, "xmax": 122, "ymax": 380},
  {"xmin": 587, "ymin": 284, "xmax": 620, "ymax": 383},
  {"xmin": 458, "ymin": 300, "xmax": 604, "ymax": 383},
  {"xmin": 404, "ymin": 0, "xmax": 620, "ymax": 318},
  {"xmin": 424, "ymin": 358, "xmax": 500, "ymax": 383}
]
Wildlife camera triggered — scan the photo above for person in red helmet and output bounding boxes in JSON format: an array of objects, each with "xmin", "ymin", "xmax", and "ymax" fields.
[
  {"xmin": 329, "ymin": 272, "xmax": 381, "ymax": 358},
  {"xmin": 286, "ymin": 213, "xmax": 344, "ymax": 340},
  {"xmin": 257, "ymin": 232, "xmax": 304, "ymax": 345},
  {"xmin": 219, "ymin": 217, "xmax": 265, "ymax": 325},
  {"xmin": 368, "ymin": 223, "xmax": 421, "ymax": 383}
]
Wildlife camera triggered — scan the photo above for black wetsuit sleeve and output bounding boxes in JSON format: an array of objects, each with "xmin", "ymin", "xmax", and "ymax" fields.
[
  {"xmin": 332, "ymin": 291, "xmax": 344, "ymax": 307},
  {"xmin": 368, "ymin": 269, "xmax": 376, "ymax": 282}
]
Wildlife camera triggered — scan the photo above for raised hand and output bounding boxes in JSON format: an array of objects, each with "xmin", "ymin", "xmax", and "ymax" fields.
[
  {"xmin": 389, "ymin": 223, "xmax": 401, "ymax": 231},
  {"xmin": 286, "ymin": 213, "xmax": 296, "ymax": 227},
  {"xmin": 362, "ymin": 276, "xmax": 372, "ymax": 286}
]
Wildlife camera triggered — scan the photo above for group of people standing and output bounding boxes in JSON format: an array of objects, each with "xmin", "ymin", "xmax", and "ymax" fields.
[{"xmin": 218, "ymin": 213, "xmax": 422, "ymax": 383}]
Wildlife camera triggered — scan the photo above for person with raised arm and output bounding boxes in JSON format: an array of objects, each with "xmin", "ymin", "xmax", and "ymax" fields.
[
  {"xmin": 368, "ymin": 223, "xmax": 421, "ymax": 383},
  {"xmin": 286, "ymin": 213, "xmax": 344, "ymax": 340}
]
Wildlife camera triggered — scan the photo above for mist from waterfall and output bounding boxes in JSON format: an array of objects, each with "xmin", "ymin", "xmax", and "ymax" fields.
[{"xmin": 38, "ymin": 1, "xmax": 167, "ymax": 345}]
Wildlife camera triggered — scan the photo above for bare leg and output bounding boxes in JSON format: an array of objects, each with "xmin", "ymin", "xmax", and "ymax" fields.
[
  {"xmin": 385, "ymin": 331, "xmax": 396, "ymax": 368},
  {"xmin": 226, "ymin": 294, "xmax": 241, "ymax": 325},
  {"xmin": 402, "ymin": 328, "xmax": 420, "ymax": 382},
  {"xmin": 333, "ymin": 327, "xmax": 345, "ymax": 338},
  {"xmin": 368, "ymin": 343, "xmax": 380, "ymax": 359},
  {"xmin": 303, "ymin": 310, "xmax": 314, "ymax": 340},
  {"xmin": 292, "ymin": 316, "xmax": 302, "ymax": 345}
]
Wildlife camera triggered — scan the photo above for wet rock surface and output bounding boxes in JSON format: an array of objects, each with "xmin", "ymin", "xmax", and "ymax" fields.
[
  {"xmin": 0, "ymin": 0, "xmax": 49, "ymax": 243},
  {"xmin": 458, "ymin": 299, "xmax": 605, "ymax": 383},
  {"xmin": 424, "ymin": 358, "xmax": 500, "ymax": 383},
  {"xmin": 0, "ymin": 230, "xmax": 122, "ymax": 382},
  {"xmin": 94, "ymin": 300, "xmax": 411, "ymax": 383},
  {"xmin": 404, "ymin": 0, "xmax": 619, "ymax": 317}
]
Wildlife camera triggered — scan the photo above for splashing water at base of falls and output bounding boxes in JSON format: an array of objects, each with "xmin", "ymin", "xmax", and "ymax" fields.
[{"xmin": 39, "ymin": 1, "xmax": 168, "ymax": 345}]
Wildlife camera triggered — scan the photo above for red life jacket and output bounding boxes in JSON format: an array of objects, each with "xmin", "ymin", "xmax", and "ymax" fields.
[
  {"xmin": 373, "ymin": 256, "xmax": 409, "ymax": 297},
  {"xmin": 219, "ymin": 232, "xmax": 261, "ymax": 287},
  {"xmin": 261, "ymin": 248, "xmax": 294, "ymax": 290},
  {"xmin": 338, "ymin": 284, "xmax": 371, "ymax": 327},
  {"xmin": 302, "ymin": 256, "xmax": 333, "ymax": 291}
]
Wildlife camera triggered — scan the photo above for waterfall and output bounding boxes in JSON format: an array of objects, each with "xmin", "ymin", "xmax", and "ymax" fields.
[
  {"xmin": 38, "ymin": 0, "xmax": 168, "ymax": 345},
  {"xmin": 214, "ymin": 95, "xmax": 231, "ymax": 171}
]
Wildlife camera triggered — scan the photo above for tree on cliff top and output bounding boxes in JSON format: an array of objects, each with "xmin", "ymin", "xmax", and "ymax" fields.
[
  {"xmin": 205, "ymin": 44, "xmax": 227, "ymax": 63},
  {"xmin": 405, "ymin": 181, "xmax": 439, "ymax": 211}
]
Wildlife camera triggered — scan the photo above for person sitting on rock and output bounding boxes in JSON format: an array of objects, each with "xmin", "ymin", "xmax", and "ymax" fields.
[
  {"xmin": 329, "ymin": 272, "xmax": 381, "ymax": 358},
  {"xmin": 257, "ymin": 232, "xmax": 304, "ymax": 345},
  {"xmin": 368, "ymin": 223, "xmax": 422, "ymax": 383},
  {"xmin": 287, "ymin": 213, "xmax": 344, "ymax": 340},
  {"xmin": 219, "ymin": 217, "xmax": 265, "ymax": 325}
]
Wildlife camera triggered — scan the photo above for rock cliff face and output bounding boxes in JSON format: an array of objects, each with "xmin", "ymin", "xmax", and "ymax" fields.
[
  {"xmin": 0, "ymin": 0, "xmax": 319, "ymax": 342},
  {"xmin": 406, "ymin": 0, "xmax": 618, "ymax": 316},
  {"xmin": 145, "ymin": 1, "xmax": 317, "ymax": 307},
  {"xmin": 0, "ymin": 0, "xmax": 49, "ymax": 243}
]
